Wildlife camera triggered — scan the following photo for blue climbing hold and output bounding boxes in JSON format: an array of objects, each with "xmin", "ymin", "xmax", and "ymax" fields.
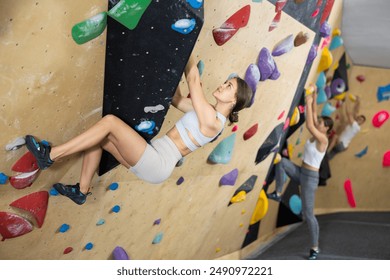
[
  {"xmin": 289, "ymin": 194, "xmax": 302, "ymax": 215},
  {"xmin": 329, "ymin": 35, "xmax": 343, "ymax": 50},
  {"xmin": 135, "ymin": 120, "xmax": 155, "ymax": 134},
  {"xmin": 186, "ymin": 0, "xmax": 203, "ymax": 9},
  {"xmin": 0, "ymin": 173, "xmax": 8, "ymax": 184},
  {"xmin": 316, "ymin": 72, "xmax": 326, "ymax": 89},
  {"xmin": 49, "ymin": 187, "xmax": 59, "ymax": 196},
  {"xmin": 171, "ymin": 18, "xmax": 196, "ymax": 35},
  {"xmin": 96, "ymin": 218, "xmax": 105, "ymax": 226},
  {"xmin": 208, "ymin": 134, "xmax": 236, "ymax": 164},
  {"xmin": 112, "ymin": 205, "xmax": 121, "ymax": 213},
  {"xmin": 377, "ymin": 84, "xmax": 390, "ymax": 102},
  {"xmin": 355, "ymin": 146, "xmax": 368, "ymax": 158},
  {"xmin": 59, "ymin": 223, "xmax": 70, "ymax": 233},
  {"xmin": 227, "ymin": 73, "xmax": 239, "ymax": 80},
  {"xmin": 85, "ymin": 242, "xmax": 94, "ymax": 250},
  {"xmin": 152, "ymin": 232, "xmax": 163, "ymax": 244},
  {"xmin": 109, "ymin": 182, "xmax": 119, "ymax": 191},
  {"xmin": 197, "ymin": 60, "xmax": 205, "ymax": 76},
  {"xmin": 321, "ymin": 102, "xmax": 336, "ymax": 117},
  {"xmin": 317, "ymin": 87, "xmax": 328, "ymax": 104}
]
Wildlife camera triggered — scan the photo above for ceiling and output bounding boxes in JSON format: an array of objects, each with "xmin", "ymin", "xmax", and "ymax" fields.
[{"xmin": 342, "ymin": 0, "xmax": 390, "ymax": 69}]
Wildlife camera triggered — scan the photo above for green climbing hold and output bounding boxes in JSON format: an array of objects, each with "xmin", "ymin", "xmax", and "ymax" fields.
[
  {"xmin": 108, "ymin": 0, "xmax": 152, "ymax": 30},
  {"xmin": 207, "ymin": 134, "xmax": 236, "ymax": 164},
  {"xmin": 71, "ymin": 12, "xmax": 107, "ymax": 45}
]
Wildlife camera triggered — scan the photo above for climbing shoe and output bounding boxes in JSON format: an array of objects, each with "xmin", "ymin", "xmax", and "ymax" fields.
[
  {"xmin": 25, "ymin": 135, "xmax": 54, "ymax": 170},
  {"xmin": 308, "ymin": 248, "xmax": 320, "ymax": 260},
  {"xmin": 53, "ymin": 183, "xmax": 90, "ymax": 205},
  {"xmin": 266, "ymin": 191, "xmax": 282, "ymax": 202}
]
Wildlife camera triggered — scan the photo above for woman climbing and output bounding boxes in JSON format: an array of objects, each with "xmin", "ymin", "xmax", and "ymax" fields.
[
  {"xmin": 266, "ymin": 85, "xmax": 334, "ymax": 260},
  {"xmin": 25, "ymin": 55, "xmax": 253, "ymax": 205}
]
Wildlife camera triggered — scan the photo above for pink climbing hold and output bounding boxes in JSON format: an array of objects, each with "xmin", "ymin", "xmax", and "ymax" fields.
[
  {"xmin": 283, "ymin": 117, "xmax": 290, "ymax": 131},
  {"xmin": 232, "ymin": 125, "xmax": 238, "ymax": 132},
  {"xmin": 269, "ymin": 11, "xmax": 281, "ymax": 32},
  {"xmin": 10, "ymin": 191, "xmax": 49, "ymax": 228},
  {"xmin": 277, "ymin": 110, "xmax": 285, "ymax": 120},
  {"xmin": 0, "ymin": 212, "xmax": 33, "ymax": 241},
  {"xmin": 243, "ymin": 123, "xmax": 258, "ymax": 140},
  {"xmin": 275, "ymin": 0, "xmax": 287, "ymax": 13},
  {"xmin": 372, "ymin": 110, "xmax": 389, "ymax": 128},
  {"xmin": 383, "ymin": 151, "xmax": 390, "ymax": 167},
  {"xmin": 311, "ymin": 8, "xmax": 320, "ymax": 18},
  {"xmin": 344, "ymin": 179, "xmax": 356, "ymax": 208},
  {"xmin": 212, "ymin": 5, "xmax": 251, "ymax": 46}
]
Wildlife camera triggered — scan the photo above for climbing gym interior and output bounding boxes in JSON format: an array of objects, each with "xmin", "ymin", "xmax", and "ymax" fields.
[{"xmin": 0, "ymin": 0, "xmax": 389, "ymax": 261}]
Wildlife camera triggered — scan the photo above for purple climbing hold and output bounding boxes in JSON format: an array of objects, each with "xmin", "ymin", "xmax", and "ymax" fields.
[
  {"xmin": 319, "ymin": 21, "xmax": 331, "ymax": 38},
  {"xmin": 306, "ymin": 44, "xmax": 317, "ymax": 65},
  {"xmin": 219, "ymin": 168, "xmax": 239, "ymax": 186},
  {"xmin": 330, "ymin": 78, "xmax": 346, "ymax": 97},
  {"xmin": 325, "ymin": 85, "xmax": 332, "ymax": 99},
  {"xmin": 269, "ymin": 63, "xmax": 280, "ymax": 80},
  {"xmin": 272, "ymin": 34, "xmax": 294, "ymax": 56},
  {"xmin": 153, "ymin": 218, "xmax": 161, "ymax": 225},
  {"xmin": 113, "ymin": 246, "xmax": 130, "ymax": 260},
  {"xmin": 176, "ymin": 176, "xmax": 184, "ymax": 185},
  {"xmin": 257, "ymin": 48, "xmax": 276, "ymax": 81},
  {"xmin": 244, "ymin": 64, "xmax": 261, "ymax": 94}
]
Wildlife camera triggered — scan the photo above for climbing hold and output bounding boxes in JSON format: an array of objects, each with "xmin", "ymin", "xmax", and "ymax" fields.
[
  {"xmin": 356, "ymin": 75, "xmax": 365, "ymax": 83},
  {"xmin": 135, "ymin": 120, "xmax": 155, "ymax": 134},
  {"xmin": 355, "ymin": 146, "xmax": 368, "ymax": 158},
  {"xmin": 219, "ymin": 168, "xmax": 238, "ymax": 186},
  {"xmin": 295, "ymin": 137, "xmax": 301, "ymax": 145},
  {"xmin": 0, "ymin": 173, "xmax": 8, "ymax": 184},
  {"xmin": 212, "ymin": 5, "xmax": 250, "ymax": 46},
  {"xmin": 144, "ymin": 104, "xmax": 164, "ymax": 114},
  {"xmin": 311, "ymin": 8, "xmax": 320, "ymax": 18},
  {"xmin": 330, "ymin": 78, "xmax": 346, "ymax": 97},
  {"xmin": 344, "ymin": 179, "xmax": 356, "ymax": 208},
  {"xmin": 85, "ymin": 242, "xmax": 94, "ymax": 250},
  {"xmin": 232, "ymin": 125, "xmax": 238, "ymax": 132},
  {"xmin": 9, "ymin": 191, "xmax": 49, "ymax": 228},
  {"xmin": 207, "ymin": 133, "xmax": 236, "ymax": 164},
  {"xmin": 49, "ymin": 187, "xmax": 59, "ymax": 196},
  {"xmin": 176, "ymin": 176, "xmax": 184, "ymax": 185},
  {"xmin": 215, "ymin": 247, "xmax": 221, "ymax": 253},
  {"xmin": 287, "ymin": 143, "xmax": 294, "ymax": 159},
  {"xmin": 269, "ymin": 11, "xmax": 281, "ymax": 32},
  {"xmin": 197, "ymin": 60, "xmax": 205, "ymax": 76},
  {"xmin": 383, "ymin": 151, "xmax": 390, "ymax": 167},
  {"xmin": 283, "ymin": 117, "xmax": 290, "ymax": 131},
  {"xmin": 59, "ymin": 223, "xmax": 70, "ymax": 233},
  {"xmin": 241, "ymin": 209, "xmax": 246, "ymax": 215},
  {"xmin": 152, "ymin": 232, "xmax": 163, "ymax": 244},
  {"xmin": 275, "ymin": 0, "xmax": 287, "ymax": 12},
  {"xmin": 96, "ymin": 219, "xmax": 105, "ymax": 226},
  {"xmin": 244, "ymin": 64, "xmax": 260, "ymax": 98},
  {"xmin": 0, "ymin": 212, "xmax": 33, "ymax": 241},
  {"xmin": 329, "ymin": 35, "xmax": 343, "ymax": 50},
  {"xmin": 5, "ymin": 137, "xmax": 25, "ymax": 151},
  {"xmin": 186, "ymin": 0, "xmax": 203, "ymax": 9},
  {"xmin": 257, "ymin": 48, "xmax": 276, "ymax": 81},
  {"xmin": 316, "ymin": 72, "xmax": 327, "ymax": 89},
  {"xmin": 319, "ymin": 21, "xmax": 331, "ymax": 38},
  {"xmin": 230, "ymin": 191, "xmax": 247, "ymax": 203},
  {"xmin": 317, "ymin": 47, "xmax": 333, "ymax": 72},
  {"xmin": 377, "ymin": 84, "xmax": 390, "ymax": 102},
  {"xmin": 294, "ymin": 32, "xmax": 309, "ymax": 47},
  {"xmin": 273, "ymin": 153, "xmax": 281, "ymax": 164},
  {"xmin": 289, "ymin": 194, "xmax": 302, "ymax": 215},
  {"xmin": 153, "ymin": 218, "xmax": 161, "ymax": 225},
  {"xmin": 112, "ymin": 205, "xmax": 121, "ymax": 213},
  {"xmin": 333, "ymin": 92, "xmax": 346, "ymax": 101},
  {"xmin": 255, "ymin": 123, "xmax": 283, "ymax": 164},
  {"xmin": 243, "ymin": 123, "xmax": 258, "ymax": 140},
  {"xmin": 227, "ymin": 73, "xmax": 239, "ymax": 80},
  {"xmin": 321, "ymin": 102, "xmax": 336, "ymax": 117},
  {"xmin": 306, "ymin": 44, "xmax": 318, "ymax": 65},
  {"xmin": 269, "ymin": 63, "xmax": 281, "ymax": 80},
  {"xmin": 113, "ymin": 246, "xmax": 130, "ymax": 260},
  {"xmin": 372, "ymin": 110, "xmax": 389, "ymax": 128},
  {"xmin": 9, "ymin": 169, "xmax": 40, "ymax": 189},
  {"xmin": 234, "ymin": 175, "xmax": 258, "ymax": 194},
  {"xmin": 108, "ymin": 0, "xmax": 152, "ymax": 30},
  {"xmin": 348, "ymin": 94, "xmax": 357, "ymax": 102},
  {"xmin": 176, "ymin": 157, "xmax": 185, "ymax": 167},
  {"xmin": 12, "ymin": 151, "xmax": 38, "ymax": 172},
  {"xmin": 71, "ymin": 12, "xmax": 107, "ymax": 45},
  {"xmin": 272, "ymin": 34, "xmax": 294, "ymax": 57},
  {"xmin": 317, "ymin": 87, "xmax": 328, "ymax": 104},
  {"xmin": 297, "ymin": 152, "xmax": 303, "ymax": 158},
  {"xmin": 63, "ymin": 247, "xmax": 73, "ymax": 254},
  {"xmin": 324, "ymin": 85, "xmax": 332, "ymax": 99},
  {"xmin": 250, "ymin": 190, "xmax": 269, "ymax": 224},
  {"xmin": 290, "ymin": 107, "xmax": 300, "ymax": 126},
  {"xmin": 277, "ymin": 110, "xmax": 285, "ymax": 120},
  {"xmin": 108, "ymin": 182, "xmax": 119, "ymax": 191},
  {"xmin": 171, "ymin": 18, "xmax": 196, "ymax": 35}
]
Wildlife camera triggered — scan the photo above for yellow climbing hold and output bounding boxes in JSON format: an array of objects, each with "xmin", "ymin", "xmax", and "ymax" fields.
[
  {"xmin": 241, "ymin": 209, "xmax": 246, "ymax": 215},
  {"xmin": 287, "ymin": 143, "xmax": 294, "ymax": 159},
  {"xmin": 317, "ymin": 47, "xmax": 333, "ymax": 73},
  {"xmin": 332, "ymin": 28, "xmax": 341, "ymax": 37},
  {"xmin": 230, "ymin": 191, "xmax": 247, "ymax": 203},
  {"xmin": 305, "ymin": 84, "xmax": 316, "ymax": 95},
  {"xmin": 290, "ymin": 107, "xmax": 300, "ymax": 126},
  {"xmin": 215, "ymin": 247, "xmax": 221, "ymax": 253},
  {"xmin": 250, "ymin": 189, "xmax": 269, "ymax": 225},
  {"xmin": 239, "ymin": 223, "xmax": 244, "ymax": 227},
  {"xmin": 273, "ymin": 153, "xmax": 281, "ymax": 164},
  {"xmin": 348, "ymin": 93, "xmax": 357, "ymax": 102},
  {"xmin": 333, "ymin": 92, "xmax": 346, "ymax": 101},
  {"xmin": 332, "ymin": 60, "xmax": 339, "ymax": 70}
]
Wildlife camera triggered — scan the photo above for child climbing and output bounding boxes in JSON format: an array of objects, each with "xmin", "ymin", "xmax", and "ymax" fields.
[
  {"xmin": 266, "ymin": 86, "xmax": 334, "ymax": 260},
  {"xmin": 25, "ymin": 55, "xmax": 253, "ymax": 205},
  {"xmin": 327, "ymin": 96, "xmax": 365, "ymax": 159}
]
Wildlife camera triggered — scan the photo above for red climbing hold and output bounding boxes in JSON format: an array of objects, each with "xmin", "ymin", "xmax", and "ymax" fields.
[
  {"xmin": 356, "ymin": 75, "xmax": 365, "ymax": 83},
  {"xmin": 212, "ymin": 5, "xmax": 251, "ymax": 46},
  {"xmin": 372, "ymin": 110, "xmax": 389, "ymax": 128},
  {"xmin": 269, "ymin": 11, "xmax": 281, "ymax": 32},
  {"xmin": 9, "ymin": 169, "xmax": 40, "ymax": 189},
  {"xmin": 232, "ymin": 125, "xmax": 238, "ymax": 132},
  {"xmin": 12, "ymin": 151, "xmax": 38, "ymax": 172},
  {"xmin": 275, "ymin": 0, "xmax": 287, "ymax": 13},
  {"xmin": 0, "ymin": 212, "xmax": 33, "ymax": 241},
  {"xmin": 383, "ymin": 151, "xmax": 390, "ymax": 167},
  {"xmin": 311, "ymin": 8, "xmax": 320, "ymax": 18},
  {"xmin": 63, "ymin": 247, "xmax": 73, "ymax": 254},
  {"xmin": 10, "ymin": 191, "xmax": 49, "ymax": 228},
  {"xmin": 344, "ymin": 179, "xmax": 356, "ymax": 208},
  {"xmin": 277, "ymin": 110, "xmax": 285, "ymax": 120},
  {"xmin": 320, "ymin": 0, "xmax": 335, "ymax": 24},
  {"xmin": 243, "ymin": 123, "xmax": 258, "ymax": 140}
]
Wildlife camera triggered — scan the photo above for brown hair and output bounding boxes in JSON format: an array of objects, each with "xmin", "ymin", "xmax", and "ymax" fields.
[
  {"xmin": 321, "ymin": 116, "xmax": 334, "ymax": 134},
  {"xmin": 228, "ymin": 77, "xmax": 253, "ymax": 124}
]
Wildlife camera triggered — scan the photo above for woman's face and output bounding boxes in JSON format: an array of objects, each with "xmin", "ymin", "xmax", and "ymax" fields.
[
  {"xmin": 316, "ymin": 117, "xmax": 328, "ymax": 133},
  {"xmin": 213, "ymin": 78, "xmax": 238, "ymax": 105}
]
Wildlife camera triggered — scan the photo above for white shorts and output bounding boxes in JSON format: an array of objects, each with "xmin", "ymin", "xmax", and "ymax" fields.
[{"xmin": 130, "ymin": 135, "xmax": 182, "ymax": 184}]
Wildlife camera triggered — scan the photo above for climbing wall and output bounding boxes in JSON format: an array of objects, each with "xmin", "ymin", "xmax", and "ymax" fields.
[{"xmin": 4, "ymin": 0, "xmax": 385, "ymax": 260}]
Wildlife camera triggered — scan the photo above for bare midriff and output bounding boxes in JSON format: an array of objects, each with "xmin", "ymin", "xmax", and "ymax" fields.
[
  {"xmin": 302, "ymin": 161, "xmax": 319, "ymax": 172},
  {"xmin": 166, "ymin": 126, "xmax": 199, "ymax": 157}
]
